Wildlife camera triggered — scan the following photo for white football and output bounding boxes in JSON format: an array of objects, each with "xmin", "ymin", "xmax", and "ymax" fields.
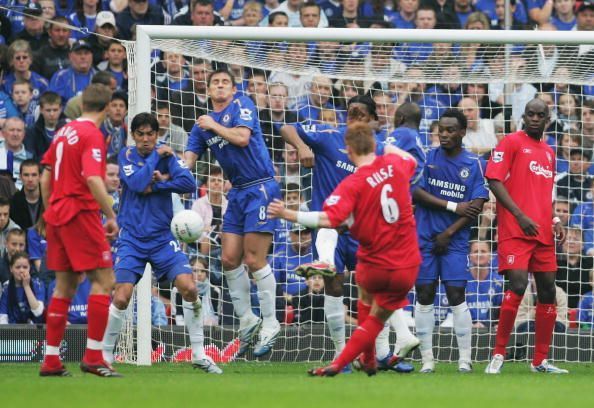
[{"xmin": 171, "ymin": 210, "xmax": 205, "ymax": 243}]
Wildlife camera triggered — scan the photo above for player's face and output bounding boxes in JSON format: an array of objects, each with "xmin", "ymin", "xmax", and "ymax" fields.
[
  {"xmin": 438, "ymin": 117, "xmax": 465, "ymax": 151},
  {"xmin": 21, "ymin": 165, "xmax": 39, "ymax": 192},
  {"xmin": 133, "ymin": 124, "xmax": 158, "ymax": 156},
  {"xmin": 347, "ymin": 103, "xmax": 372, "ymax": 124},
  {"xmin": 0, "ymin": 205, "xmax": 8, "ymax": 230},
  {"xmin": 522, "ymin": 103, "xmax": 549, "ymax": 138},
  {"xmin": 207, "ymin": 72, "xmax": 236, "ymax": 104},
  {"xmin": 105, "ymin": 164, "xmax": 120, "ymax": 192},
  {"xmin": 7, "ymin": 236, "xmax": 26, "ymax": 258}
]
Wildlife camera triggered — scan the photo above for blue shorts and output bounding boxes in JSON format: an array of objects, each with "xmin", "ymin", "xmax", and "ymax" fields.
[
  {"xmin": 115, "ymin": 232, "xmax": 191, "ymax": 285},
  {"xmin": 313, "ymin": 230, "xmax": 358, "ymax": 274},
  {"xmin": 223, "ymin": 179, "xmax": 281, "ymax": 235},
  {"xmin": 416, "ymin": 245, "xmax": 470, "ymax": 287}
]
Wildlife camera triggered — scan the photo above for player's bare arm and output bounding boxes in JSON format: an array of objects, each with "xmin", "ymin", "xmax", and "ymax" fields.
[
  {"xmin": 40, "ymin": 167, "xmax": 52, "ymax": 210},
  {"xmin": 198, "ymin": 115, "xmax": 252, "ymax": 147},
  {"xmin": 280, "ymin": 125, "xmax": 315, "ymax": 168},
  {"xmin": 184, "ymin": 151, "xmax": 199, "ymax": 171},
  {"xmin": 382, "ymin": 144, "xmax": 417, "ymax": 165},
  {"xmin": 87, "ymin": 175, "xmax": 119, "ymax": 240},
  {"xmin": 488, "ymin": 178, "xmax": 539, "ymax": 236},
  {"xmin": 267, "ymin": 199, "xmax": 332, "ymax": 228}
]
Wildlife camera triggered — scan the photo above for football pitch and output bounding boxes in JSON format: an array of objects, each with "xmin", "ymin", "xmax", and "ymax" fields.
[{"xmin": 1, "ymin": 362, "xmax": 592, "ymax": 408}]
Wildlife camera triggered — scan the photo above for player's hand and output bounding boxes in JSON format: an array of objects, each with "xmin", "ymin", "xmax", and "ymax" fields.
[
  {"xmin": 432, "ymin": 231, "xmax": 451, "ymax": 255},
  {"xmin": 197, "ymin": 115, "xmax": 217, "ymax": 131},
  {"xmin": 153, "ymin": 170, "xmax": 170, "ymax": 182},
  {"xmin": 104, "ymin": 217, "xmax": 119, "ymax": 241},
  {"xmin": 297, "ymin": 146, "xmax": 315, "ymax": 168},
  {"xmin": 516, "ymin": 213, "xmax": 539, "ymax": 237},
  {"xmin": 157, "ymin": 145, "xmax": 174, "ymax": 157},
  {"xmin": 267, "ymin": 199, "xmax": 286, "ymax": 219},
  {"xmin": 456, "ymin": 201, "xmax": 481, "ymax": 219},
  {"xmin": 554, "ymin": 222, "xmax": 567, "ymax": 245}
]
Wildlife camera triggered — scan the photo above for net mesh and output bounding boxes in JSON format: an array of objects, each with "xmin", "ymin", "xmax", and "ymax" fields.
[{"xmin": 119, "ymin": 35, "xmax": 594, "ymax": 364}]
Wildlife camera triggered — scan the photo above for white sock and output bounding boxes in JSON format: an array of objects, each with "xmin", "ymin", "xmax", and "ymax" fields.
[
  {"xmin": 225, "ymin": 265, "xmax": 254, "ymax": 321},
  {"xmin": 252, "ymin": 264, "xmax": 278, "ymax": 327},
  {"xmin": 315, "ymin": 228, "xmax": 338, "ymax": 265},
  {"xmin": 183, "ymin": 299, "xmax": 206, "ymax": 361},
  {"xmin": 375, "ymin": 323, "xmax": 391, "ymax": 361},
  {"xmin": 390, "ymin": 308, "xmax": 416, "ymax": 350},
  {"xmin": 415, "ymin": 302, "xmax": 435, "ymax": 362},
  {"xmin": 324, "ymin": 295, "xmax": 346, "ymax": 355},
  {"xmin": 102, "ymin": 304, "xmax": 126, "ymax": 363},
  {"xmin": 451, "ymin": 301, "xmax": 472, "ymax": 363}
]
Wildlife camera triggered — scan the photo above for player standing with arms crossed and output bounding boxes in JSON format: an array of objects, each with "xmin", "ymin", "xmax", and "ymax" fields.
[
  {"xmin": 484, "ymin": 98, "xmax": 568, "ymax": 374},
  {"xmin": 269, "ymin": 122, "xmax": 421, "ymax": 376},
  {"xmin": 185, "ymin": 69, "xmax": 281, "ymax": 357},
  {"xmin": 39, "ymin": 84, "xmax": 121, "ymax": 377},
  {"xmin": 412, "ymin": 109, "xmax": 488, "ymax": 373},
  {"xmin": 101, "ymin": 113, "xmax": 222, "ymax": 374}
]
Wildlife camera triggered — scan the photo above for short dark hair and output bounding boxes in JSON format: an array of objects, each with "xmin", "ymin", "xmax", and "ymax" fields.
[
  {"xmin": 207, "ymin": 69, "xmax": 235, "ymax": 87},
  {"xmin": 348, "ymin": 94, "xmax": 378, "ymax": 120},
  {"xmin": 9, "ymin": 250, "xmax": 29, "ymax": 268},
  {"xmin": 440, "ymin": 108, "xmax": 468, "ymax": 130},
  {"xmin": 20, "ymin": 159, "xmax": 40, "ymax": 174},
  {"xmin": 300, "ymin": 1, "xmax": 320, "ymax": 12},
  {"xmin": 192, "ymin": 0, "xmax": 213, "ymax": 11},
  {"xmin": 91, "ymin": 71, "xmax": 115, "ymax": 86},
  {"xmin": 39, "ymin": 91, "xmax": 62, "ymax": 107},
  {"xmin": 7, "ymin": 228, "xmax": 25, "ymax": 242},
  {"xmin": 246, "ymin": 68, "xmax": 267, "ymax": 81},
  {"xmin": 0, "ymin": 196, "xmax": 10, "ymax": 207},
  {"xmin": 82, "ymin": 84, "xmax": 112, "ymax": 112},
  {"xmin": 131, "ymin": 112, "xmax": 159, "ymax": 133},
  {"xmin": 111, "ymin": 91, "xmax": 128, "ymax": 109},
  {"xmin": 268, "ymin": 11, "xmax": 288, "ymax": 25},
  {"xmin": 107, "ymin": 156, "xmax": 119, "ymax": 166}
]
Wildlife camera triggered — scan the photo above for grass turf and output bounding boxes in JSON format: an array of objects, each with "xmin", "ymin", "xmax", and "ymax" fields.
[{"xmin": 1, "ymin": 362, "xmax": 592, "ymax": 408}]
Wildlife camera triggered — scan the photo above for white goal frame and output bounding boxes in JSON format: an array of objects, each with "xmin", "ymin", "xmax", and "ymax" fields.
[{"xmin": 132, "ymin": 25, "xmax": 594, "ymax": 366}]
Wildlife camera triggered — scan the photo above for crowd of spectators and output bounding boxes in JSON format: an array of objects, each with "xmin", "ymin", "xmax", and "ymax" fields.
[{"xmin": 0, "ymin": 0, "xmax": 593, "ymax": 335}]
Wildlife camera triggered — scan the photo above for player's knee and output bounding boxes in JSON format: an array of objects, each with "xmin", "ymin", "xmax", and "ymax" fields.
[
  {"xmin": 178, "ymin": 284, "xmax": 198, "ymax": 302},
  {"xmin": 242, "ymin": 252, "xmax": 264, "ymax": 271},
  {"xmin": 416, "ymin": 286, "xmax": 435, "ymax": 305},
  {"xmin": 221, "ymin": 253, "xmax": 241, "ymax": 271},
  {"xmin": 508, "ymin": 278, "xmax": 528, "ymax": 296},
  {"xmin": 112, "ymin": 289, "xmax": 132, "ymax": 310},
  {"xmin": 537, "ymin": 285, "xmax": 556, "ymax": 304},
  {"xmin": 446, "ymin": 290, "xmax": 465, "ymax": 307}
]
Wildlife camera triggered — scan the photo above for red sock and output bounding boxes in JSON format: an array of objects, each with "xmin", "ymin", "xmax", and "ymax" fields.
[
  {"xmin": 356, "ymin": 300, "xmax": 374, "ymax": 363},
  {"xmin": 533, "ymin": 303, "xmax": 557, "ymax": 366},
  {"xmin": 84, "ymin": 294, "xmax": 111, "ymax": 363},
  {"xmin": 333, "ymin": 315, "xmax": 384, "ymax": 371},
  {"xmin": 43, "ymin": 297, "xmax": 71, "ymax": 367},
  {"xmin": 494, "ymin": 290, "xmax": 523, "ymax": 357}
]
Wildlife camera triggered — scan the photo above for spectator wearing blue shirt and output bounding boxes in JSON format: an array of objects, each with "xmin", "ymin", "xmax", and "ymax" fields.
[
  {"xmin": 0, "ymin": 118, "xmax": 34, "ymax": 190},
  {"xmin": 49, "ymin": 40, "xmax": 97, "ymax": 103},
  {"xmin": 214, "ymin": 0, "xmax": 247, "ymax": 22},
  {"xmin": 10, "ymin": 2, "xmax": 50, "ymax": 50},
  {"xmin": 4, "ymin": 40, "xmax": 49, "ymax": 102},
  {"xmin": 296, "ymin": 75, "xmax": 335, "ymax": 123},
  {"xmin": 96, "ymin": 40, "xmax": 127, "ymax": 91},
  {"xmin": 319, "ymin": 0, "xmax": 341, "ymax": 20},
  {"xmin": 556, "ymin": 227, "xmax": 594, "ymax": 308},
  {"xmin": 68, "ymin": 0, "xmax": 103, "ymax": 40},
  {"xmin": 12, "ymin": 80, "xmax": 38, "ymax": 128},
  {"xmin": 172, "ymin": 0, "xmax": 225, "ymax": 26},
  {"xmin": 480, "ymin": 0, "xmax": 528, "ymax": 28},
  {"xmin": 578, "ymin": 270, "xmax": 594, "ymax": 329},
  {"xmin": 27, "ymin": 220, "xmax": 48, "ymax": 279},
  {"xmin": 0, "ymin": 91, "xmax": 19, "ymax": 127},
  {"xmin": 466, "ymin": 241, "xmax": 503, "ymax": 327},
  {"xmin": 155, "ymin": 51, "xmax": 190, "ymax": 101},
  {"xmin": 0, "ymin": 252, "xmax": 45, "ymax": 324},
  {"xmin": 526, "ymin": 0, "xmax": 554, "ymax": 25},
  {"xmin": 100, "ymin": 92, "xmax": 128, "ymax": 158},
  {"xmin": 551, "ymin": 0, "xmax": 577, "ymax": 30},
  {"xmin": 48, "ymin": 275, "xmax": 91, "ymax": 323},
  {"xmin": 116, "ymin": 0, "xmax": 166, "ymax": 40},
  {"xmin": 274, "ymin": 224, "xmax": 312, "ymax": 299},
  {"xmin": 393, "ymin": 6, "xmax": 436, "ymax": 66},
  {"xmin": 387, "ymin": 0, "xmax": 418, "ymax": 28}
]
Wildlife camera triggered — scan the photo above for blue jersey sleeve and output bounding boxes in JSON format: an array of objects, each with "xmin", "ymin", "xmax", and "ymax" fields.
[
  {"xmin": 27, "ymin": 228, "xmax": 44, "ymax": 260},
  {"xmin": 387, "ymin": 128, "xmax": 426, "ymax": 186},
  {"xmin": 294, "ymin": 122, "xmax": 331, "ymax": 150},
  {"xmin": 230, "ymin": 97, "xmax": 257, "ymax": 132},
  {"xmin": 570, "ymin": 204, "xmax": 594, "ymax": 254},
  {"xmin": 0, "ymin": 283, "xmax": 7, "ymax": 316},
  {"xmin": 185, "ymin": 125, "xmax": 207, "ymax": 157},
  {"xmin": 152, "ymin": 156, "xmax": 196, "ymax": 194},
  {"xmin": 118, "ymin": 148, "xmax": 160, "ymax": 193}
]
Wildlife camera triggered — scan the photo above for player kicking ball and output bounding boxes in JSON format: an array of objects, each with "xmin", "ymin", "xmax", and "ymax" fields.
[
  {"xmin": 269, "ymin": 122, "xmax": 421, "ymax": 376},
  {"xmin": 484, "ymin": 99, "xmax": 568, "ymax": 374},
  {"xmin": 101, "ymin": 113, "xmax": 222, "ymax": 374},
  {"xmin": 412, "ymin": 109, "xmax": 488, "ymax": 373}
]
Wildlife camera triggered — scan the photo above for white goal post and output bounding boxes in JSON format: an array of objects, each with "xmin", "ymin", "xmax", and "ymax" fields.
[{"xmin": 126, "ymin": 25, "xmax": 594, "ymax": 366}]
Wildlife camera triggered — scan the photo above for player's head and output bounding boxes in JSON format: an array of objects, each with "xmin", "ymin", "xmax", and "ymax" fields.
[
  {"xmin": 131, "ymin": 112, "xmax": 159, "ymax": 156},
  {"xmin": 437, "ymin": 108, "xmax": 467, "ymax": 151},
  {"xmin": 207, "ymin": 69, "xmax": 236, "ymax": 104},
  {"xmin": 347, "ymin": 94, "xmax": 378, "ymax": 124},
  {"xmin": 344, "ymin": 122, "xmax": 376, "ymax": 159},
  {"xmin": 394, "ymin": 102, "xmax": 421, "ymax": 129},
  {"xmin": 81, "ymin": 83, "xmax": 112, "ymax": 117},
  {"xmin": 523, "ymin": 98, "xmax": 550, "ymax": 139}
]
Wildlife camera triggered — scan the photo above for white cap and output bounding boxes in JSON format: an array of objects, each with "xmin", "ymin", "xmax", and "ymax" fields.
[{"xmin": 96, "ymin": 11, "xmax": 116, "ymax": 27}]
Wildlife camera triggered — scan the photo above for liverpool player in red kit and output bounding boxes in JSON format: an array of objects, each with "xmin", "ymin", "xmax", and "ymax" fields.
[
  {"xmin": 39, "ymin": 84, "xmax": 121, "ymax": 377},
  {"xmin": 268, "ymin": 122, "xmax": 421, "ymax": 376},
  {"xmin": 485, "ymin": 98, "xmax": 568, "ymax": 374}
]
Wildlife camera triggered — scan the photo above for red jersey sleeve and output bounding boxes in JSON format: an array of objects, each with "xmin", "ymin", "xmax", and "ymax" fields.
[
  {"xmin": 486, "ymin": 134, "xmax": 515, "ymax": 181},
  {"xmin": 81, "ymin": 131, "xmax": 105, "ymax": 179},
  {"xmin": 323, "ymin": 176, "xmax": 358, "ymax": 229},
  {"xmin": 399, "ymin": 155, "xmax": 417, "ymax": 179}
]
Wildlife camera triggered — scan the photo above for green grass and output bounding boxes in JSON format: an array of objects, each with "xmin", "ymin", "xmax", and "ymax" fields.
[{"xmin": 1, "ymin": 362, "xmax": 593, "ymax": 408}]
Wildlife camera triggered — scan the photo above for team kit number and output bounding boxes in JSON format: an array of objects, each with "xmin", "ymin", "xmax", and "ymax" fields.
[{"xmin": 380, "ymin": 184, "xmax": 399, "ymax": 223}]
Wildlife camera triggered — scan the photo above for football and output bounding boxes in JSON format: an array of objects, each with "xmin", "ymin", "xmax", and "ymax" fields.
[{"xmin": 171, "ymin": 210, "xmax": 205, "ymax": 243}]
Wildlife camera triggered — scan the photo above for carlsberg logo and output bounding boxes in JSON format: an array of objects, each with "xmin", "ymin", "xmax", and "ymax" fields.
[{"xmin": 529, "ymin": 161, "xmax": 553, "ymax": 178}]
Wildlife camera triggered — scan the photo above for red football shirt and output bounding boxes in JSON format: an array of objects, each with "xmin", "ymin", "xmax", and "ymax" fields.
[
  {"xmin": 323, "ymin": 154, "xmax": 421, "ymax": 270},
  {"xmin": 486, "ymin": 130, "xmax": 555, "ymax": 245},
  {"xmin": 41, "ymin": 119, "xmax": 106, "ymax": 226}
]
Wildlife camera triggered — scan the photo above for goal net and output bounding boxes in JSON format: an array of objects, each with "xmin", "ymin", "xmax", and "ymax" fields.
[{"xmin": 119, "ymin": 26, "xmax": 594, "ymax": 365}]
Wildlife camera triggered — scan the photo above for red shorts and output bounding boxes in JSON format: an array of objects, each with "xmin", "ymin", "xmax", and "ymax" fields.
[
  {"xmin": 355, "ymin": 263, "xmax": 419, "ymax": 311},
  {"xmin": 498, "ymin": 238, "xmax": 557, "ymax": 273},
  {"xmin": 46, "ymin": 210, "xmax": 112, "ymax": 272}
]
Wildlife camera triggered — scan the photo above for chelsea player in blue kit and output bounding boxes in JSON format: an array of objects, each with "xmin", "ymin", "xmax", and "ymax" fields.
[
  {"xmin": 280, "ymin": 96, "xmax": 421, "ymax": 371},
  {"xmin": 184, "ymin": 70, "xmax": 282, "ymax": 357},
  {"xmin": 412, "ymin": 109, "xmax": 489, "ymax": 373},
  {"xmin": 101, "ymin": 113, "xmax": 222, "ymax": 374}
]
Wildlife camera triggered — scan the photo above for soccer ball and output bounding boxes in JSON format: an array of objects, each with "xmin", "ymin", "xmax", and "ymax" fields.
[{"xmin": 171, "ymin": 210, "xmax": 205, "ymax": 243}]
